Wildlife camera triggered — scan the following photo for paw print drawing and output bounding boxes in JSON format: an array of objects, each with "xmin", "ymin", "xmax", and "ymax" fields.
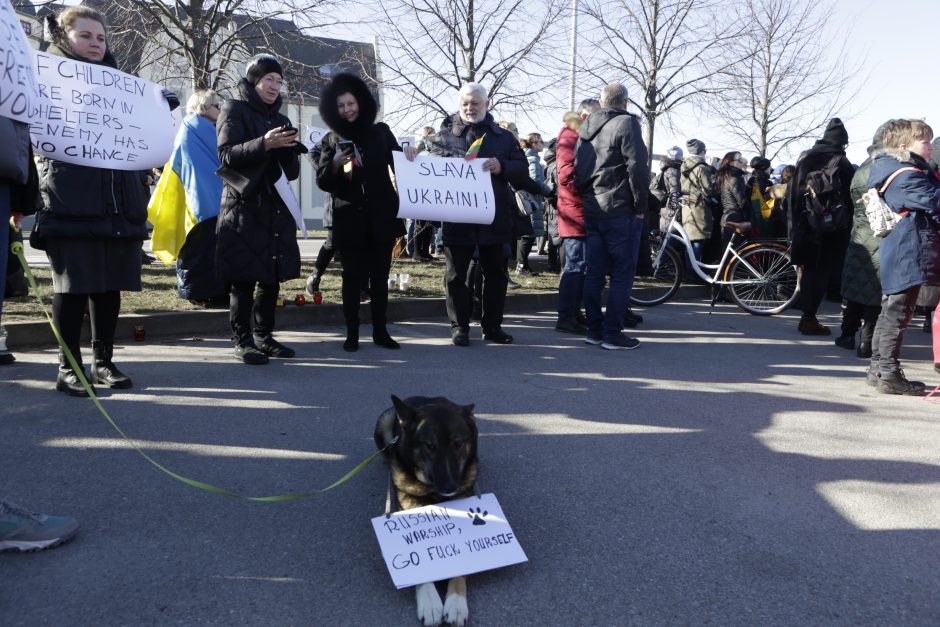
[{"xmin": 468, "ymin": 507, "xmax": 488, "ymax": 526}]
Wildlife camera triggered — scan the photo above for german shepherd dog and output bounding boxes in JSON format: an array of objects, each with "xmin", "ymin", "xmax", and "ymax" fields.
[{"xmin": 375, "ymin": 395, "xmax": 478, "ymax": 627}]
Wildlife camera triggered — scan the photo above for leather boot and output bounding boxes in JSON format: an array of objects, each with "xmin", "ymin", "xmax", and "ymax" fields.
[
  {"xmin": 91, "ymin": 340, "xmax": 132, "ymax": 389},
  {"xmin": 56, "ymin": 351, "xmax": 93, "ymax": 397}
]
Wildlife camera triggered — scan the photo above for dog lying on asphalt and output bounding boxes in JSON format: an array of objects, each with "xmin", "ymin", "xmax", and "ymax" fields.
[{"xmin": 375, "ymin": 395, "xmax": 479, "ymax": 626}]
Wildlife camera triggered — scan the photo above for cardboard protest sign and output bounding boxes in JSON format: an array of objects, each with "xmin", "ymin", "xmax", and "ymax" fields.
[
  {"xmin": 0, "ymin": 0, "xmax": 39, "ymax": 124},
  {"xmin": 274, "ymin": 167, "xmax": 307, "ymax": 238},
  {"xmin": 372, "ymin": 493, "xmax": 527, "ymax": 589},
  {"xmin": 392, "ymin": 152, "xmax": 495, "ymax": 224},
  {"xmin": 28, "ymin": 50, "xmax": 177, "ymax": 170}
]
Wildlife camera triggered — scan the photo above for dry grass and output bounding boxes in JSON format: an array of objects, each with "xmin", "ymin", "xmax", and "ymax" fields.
[{"xmin": 4, "ymin": 252, "xmax": 560, "ymax": 322}]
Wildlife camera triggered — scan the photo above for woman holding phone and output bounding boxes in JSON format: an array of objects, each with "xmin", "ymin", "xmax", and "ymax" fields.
[
  {"xmin": 315, "ymin": 73, "xmax": 414, "ymax": 352},
  {"xmin": 215, "ymin": 53, "xmax": 307, "ymax": 365}
]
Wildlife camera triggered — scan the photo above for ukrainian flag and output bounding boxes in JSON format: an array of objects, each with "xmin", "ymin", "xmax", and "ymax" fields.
[{"xmin": 148, "ymin": 113, "xmax": 223, "ymax": 264}]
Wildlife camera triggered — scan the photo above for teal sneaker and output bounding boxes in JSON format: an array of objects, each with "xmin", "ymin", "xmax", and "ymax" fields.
[{"xmin": 0, "ymin": 500, "xmax": 79, "ymax": 552}]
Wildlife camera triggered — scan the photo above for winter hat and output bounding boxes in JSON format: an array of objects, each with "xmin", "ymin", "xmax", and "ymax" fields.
[
  {"xmin": 246, "ymin": 54, "xmax": 283, "ymax": 85},
  {"xmin": 686, "ymin": 139, "xmax": 706, "ymax": 156},
  {"xmin": 666, "ymin": 146, "xmax": 683, "ymax": 161},
  {"xmin": 750, "ymin": 156, "xmax": 771, "ymax": 172},
  {"xmin": 821, "ymin": 118, "xmax": 848, "ymax": 147}
]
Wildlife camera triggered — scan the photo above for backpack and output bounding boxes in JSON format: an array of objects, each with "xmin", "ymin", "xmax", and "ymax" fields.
[
  {"xmin": 649, "ymin": 170, "xmax": 667, "ymax": 204},
  {"xmin": 802, "ymin": 155, "xmax": 850, "ymax": 233},
  {"xmin": 861, "ymin": 167, "xmax": 921, "ymax": 238}
]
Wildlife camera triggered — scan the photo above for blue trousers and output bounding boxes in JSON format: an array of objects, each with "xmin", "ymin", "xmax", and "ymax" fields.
[
  {"xmin": 583, "ymin": 215, "xmax": 643, "ymax": 341},
  {"xmin": 557, "ymin": 237, "xmax": 585, "ymax": 322}
]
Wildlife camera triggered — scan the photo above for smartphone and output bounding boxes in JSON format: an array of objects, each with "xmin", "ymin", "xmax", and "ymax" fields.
[
  {"xmin": 281, "ymin": 125, "xmax": 299, "ymax": 136},
  {"xmin": 338, "ymin": 140, "xmax": 354, "ymax": 152}
]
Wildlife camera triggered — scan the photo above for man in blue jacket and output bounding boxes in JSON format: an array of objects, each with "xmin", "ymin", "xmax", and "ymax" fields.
[{"xmin": 574, "ymin": 82, "xmax": 650, "ymax": 350}]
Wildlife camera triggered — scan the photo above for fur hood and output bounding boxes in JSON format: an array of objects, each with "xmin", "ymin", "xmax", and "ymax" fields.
[
  {"xmin": 871, "ymin": 147, "xmax": 918, "ymax": 163},
  {"xmin": 318, "ymin": 73, "xmax": 378, "ymax": 141}
]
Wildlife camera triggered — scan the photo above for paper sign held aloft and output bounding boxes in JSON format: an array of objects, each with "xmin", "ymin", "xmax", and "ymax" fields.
[
  {"xmin": 392, "ymin": 152, "xmax": 495, "ymax": 225},
  {"xmin": 372, "ymin": 493, "xmax": 527, "ymax": 589}
]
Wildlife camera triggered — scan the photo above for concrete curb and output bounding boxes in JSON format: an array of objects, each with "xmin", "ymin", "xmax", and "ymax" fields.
[{"xmin": 5, "ymin": 286, "xmax": 709, "ymax": 349}]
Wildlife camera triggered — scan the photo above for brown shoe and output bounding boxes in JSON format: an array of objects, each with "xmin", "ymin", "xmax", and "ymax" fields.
[{"xmin": 798, "ymin": 316, "xmax": 831, "ymax": 336}]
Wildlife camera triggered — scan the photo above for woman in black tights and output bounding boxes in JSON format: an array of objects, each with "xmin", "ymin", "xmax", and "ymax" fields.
[{"xmin": 32, "ymin": 8, "xmax": 176, "ymax": 396}]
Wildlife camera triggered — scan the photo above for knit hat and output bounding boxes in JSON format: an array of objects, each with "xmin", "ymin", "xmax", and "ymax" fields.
[
  {"xmin": 666, "ymin": 146, "xmax": 683, "ymax": 161},
  {"xmin": 686, "ymin": 139, "xmax": 706, "ymax": 155},
  {"xmin": 750, "ymin": 156, "xmax": 771, "ymax": 172},
  {"xmin": 821, "ymin": 118, "xmax": 848, "ymax": 147},
  {"xmin": 246, "ymin": 54, "xmax": 283, "ymax": 85}
]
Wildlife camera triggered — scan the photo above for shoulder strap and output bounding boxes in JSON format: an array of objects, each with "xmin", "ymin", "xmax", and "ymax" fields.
[{"xmin": 879, "ymin": 167, "xmax": 922, "ymax": 194}]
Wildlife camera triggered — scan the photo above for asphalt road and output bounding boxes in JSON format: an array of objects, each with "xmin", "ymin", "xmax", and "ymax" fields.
[{"xmin": 2, "ymin": 301, "xmax": 939, "ymax": 626}]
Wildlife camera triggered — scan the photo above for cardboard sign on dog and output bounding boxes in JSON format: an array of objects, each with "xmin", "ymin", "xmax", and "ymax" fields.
[
  {"xmin": 392, "ymin": 152, "xmax": 495, "ymax": 225},
  {"xmin": 372, "ymin": 493, "xmax": 527, "ymax": 589}
]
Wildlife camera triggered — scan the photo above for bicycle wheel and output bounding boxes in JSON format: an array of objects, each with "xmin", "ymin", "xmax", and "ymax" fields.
[
  {"xmin": 725, "ymin": 244, "xmax": 800, "ymax": 315},
  {"xmin": 631, "ymin": 245, "xmax": 683, "ymax": 306}
]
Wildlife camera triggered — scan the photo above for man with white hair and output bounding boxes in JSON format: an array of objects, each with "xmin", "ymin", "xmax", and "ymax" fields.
[
  {"xmin": 574, "ymin": 82, "xmax": 650, "ymax": 350},
  {"xmin": 430, "ymin": 83, "xmax": 530, "ymax": 346}
]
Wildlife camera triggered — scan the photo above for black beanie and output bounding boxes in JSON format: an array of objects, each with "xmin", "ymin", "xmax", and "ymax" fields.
[
  {"xmin": 246, "ymin": 54, "xmax": 283, "ymax": 85},
  {"xmin": 750, "ymin": 156, "xmax": 771, "ymax": 171},
  {"xmin": 821, "ymin": 118, "xmax": 848, "ymax": 147}
]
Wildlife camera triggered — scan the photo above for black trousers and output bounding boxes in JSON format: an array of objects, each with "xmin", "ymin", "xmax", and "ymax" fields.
[
  {"xmin": 337, "ymin": 238, "xmax": 394, "ymax": 334},
  {"xmin": 841, "ymin": 299, "xmax": 880, "ymax": 344},
  {"xmin": 229, "ymin": 281, "xmax": 278, "ymax": 344},
  {"xmin": 444, "ymin": 244, "xmax": 507, "ymax": 332},
  {"xmin": 798, "ymin": 231, "xmax": 850, "ymax": 318}
]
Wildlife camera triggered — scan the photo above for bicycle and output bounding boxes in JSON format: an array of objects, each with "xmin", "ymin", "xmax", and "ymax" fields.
[{"xmin": 631, "ymin": 214, "xmax": 801, "ymax": 315}]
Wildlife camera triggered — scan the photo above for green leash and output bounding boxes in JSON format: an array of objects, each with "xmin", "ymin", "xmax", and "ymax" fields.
[{"xmin": 11, "ymin": 240, "xmax": 392, "ymax": 501}]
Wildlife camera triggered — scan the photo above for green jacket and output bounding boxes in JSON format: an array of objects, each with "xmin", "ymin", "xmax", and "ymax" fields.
[
  {"xmin": 840, "ymin": 158, "xmax": 881, "ymax": 306},
  {"xmin": 680, "ymin": 156, "xmax": 716, "ymax": 240}
]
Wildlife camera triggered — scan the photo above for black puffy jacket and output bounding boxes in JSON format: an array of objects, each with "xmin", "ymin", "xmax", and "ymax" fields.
[
  {"xmin": 215, "ymin": 79, "xmax": 302, "ymax": 284},
  {"xmin": 314, "ymin": 73, "xmax": 405, "ymax": 247},
  {"xmin": 34, "ymin": 43, "xmax": 149, "ymax": 242}
]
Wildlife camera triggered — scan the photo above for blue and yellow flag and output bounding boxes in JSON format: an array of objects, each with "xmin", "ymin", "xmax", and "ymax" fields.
[{"xmin": 147, "ymin": 113, "xmax": 223, "ymax": 264}]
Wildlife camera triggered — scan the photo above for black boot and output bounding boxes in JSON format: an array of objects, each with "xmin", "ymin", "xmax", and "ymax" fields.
[
  {"xmin": 91, "ymin": 340, "xmax": 132, "ymax": 389},
  {"xmin": 372, "ymin": 326, "xmax": 400, "ymax": 349},
  {"xmin": 344, "ymin": 325, "xmax": 359, "ymax": 352},
  {"xmin": 305, "ymin": 269, "xmax": 322, "ymax": 296},
  {"xmin": 56, "ymin": 351, "xmax": 93, "ymax": 397}
]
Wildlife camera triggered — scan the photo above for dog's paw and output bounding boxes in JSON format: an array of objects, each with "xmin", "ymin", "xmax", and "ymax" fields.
[
  {"xmin": 443, "ymin": 592, "xmax": 469, "ymax": 626},
  {"xmin": 415, "ymin": 582, "xmax": 444, "ymax": 626}
]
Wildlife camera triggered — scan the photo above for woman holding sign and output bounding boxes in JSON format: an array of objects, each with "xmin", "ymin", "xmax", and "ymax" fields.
[
  {"xmin": 32, "ymin": 8, "xmax": 177, "ymax": 396},
  {"xmin": 215, "ymin": 54, "xmax": 307, "ymax": 365},
  {"xmin": 314, "ymin": 73, "xmax": 414, "ymax": 352}
]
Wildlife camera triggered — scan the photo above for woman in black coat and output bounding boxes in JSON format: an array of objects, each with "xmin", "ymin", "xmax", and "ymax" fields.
[
  {"xmin": 314, "ymin": 73, "xmax": 409, "ymax": 352},
  {"xmin": 215, "ymin": 54, "xmax": 306, "ymax": 364},
  {"xmin": 33, "ymin": 8, "xmax": 174, "ymax": 396}
]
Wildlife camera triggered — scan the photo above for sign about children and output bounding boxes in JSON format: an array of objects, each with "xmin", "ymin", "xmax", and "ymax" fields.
[
  {"xmin": 0, "ymin": 0, "xmax": 39, "ymax": 124},
  {"xmin": 28, "ymin": 50, "xmax": 177, "ymax": 170},
  {"xmin": 371, "ymin": 493, "xmax": 527, "ymax": 589},
  {"xmin": 392, "ymin": 152, "xmax": 495, "ymax": 224}
]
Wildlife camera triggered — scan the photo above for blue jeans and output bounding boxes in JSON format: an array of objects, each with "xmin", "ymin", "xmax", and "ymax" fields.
[
  {"xmin": 557, "ymin": 237, "xmax": 585, "ymax": 322},
  {"xmin": 583, "ymin": 214, "xmax": 643, "ymax": 341}
]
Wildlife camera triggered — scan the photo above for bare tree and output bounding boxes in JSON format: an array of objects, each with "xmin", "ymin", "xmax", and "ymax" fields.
[
  {"xmin": 366, "ymin": 0, "xmax": 567, "ymax": 130},
  {"xmin": 579, "ymin": 0, "xmax": 743, "ymax": 168},
  {"xmin": 101, "ymin": 1, "xmax": 341, "ymax": 99},
  {"xmin": 704, "ymin": 0, "xmax": 859, "ymax": 161}
]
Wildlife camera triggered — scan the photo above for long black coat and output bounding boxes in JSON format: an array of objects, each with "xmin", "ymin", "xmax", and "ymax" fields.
[
  {"xmin": 215, "ymin": 79, "xmax": 301, "ymax": 284},
  {"xmin": 429, "ymin": 113, "xmax": 529, "ymax": 246}
]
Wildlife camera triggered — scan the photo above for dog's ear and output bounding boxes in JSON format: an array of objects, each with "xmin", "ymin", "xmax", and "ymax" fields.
[
  {"xmin": 391, "ymin": 395, "xmax": 417, "ymax": 431},
  {"xmin": 462, "ymin": 403, "xmax": 475, "ymax": 421}
]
